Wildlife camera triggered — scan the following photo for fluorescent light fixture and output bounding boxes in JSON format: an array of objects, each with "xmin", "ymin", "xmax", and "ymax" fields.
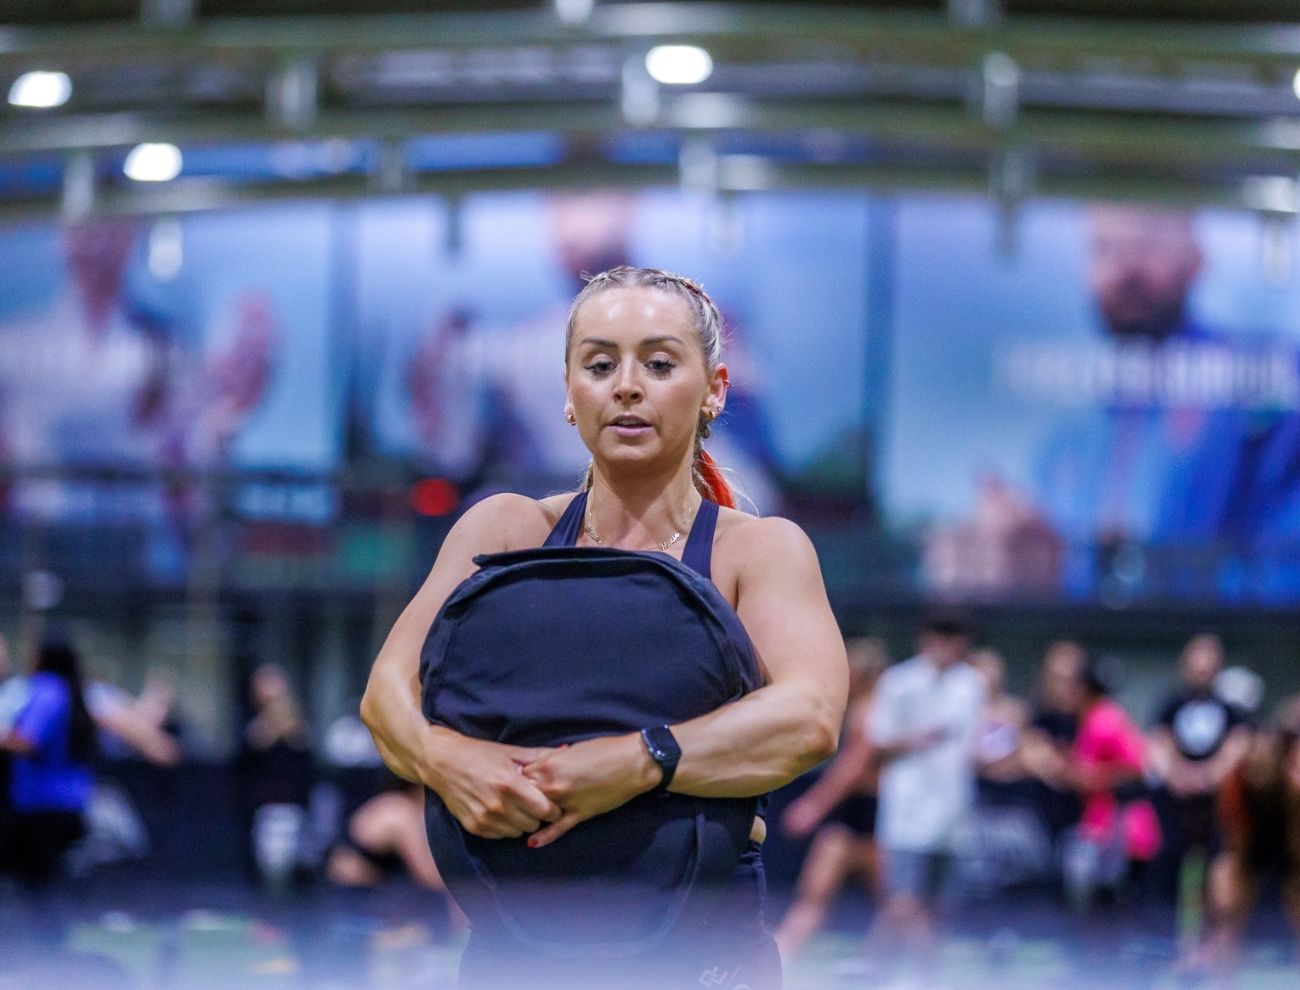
[
  {"xmin": 554, "ymin": 0, "xmax": 594, "ymax": 23},
  {"xmin": 8, "ymin": 70, "xmax": 71, "ymax": 109},
  {"xmin": 645, "ymin": 46, "xmax": 713, "ymax": 86},
  {"xmin": 124, "ymin": 143, "xmax": 183, "ymax": 182},
  {"xmin": 1293, "ymin": 67, "xmax": 1300, "ymax": 100}
]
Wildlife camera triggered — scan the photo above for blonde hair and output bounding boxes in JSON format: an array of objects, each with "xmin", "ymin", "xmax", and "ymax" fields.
[{"xmin": 566, "ymin": 266, "xmax": 735, "ymax": 507}]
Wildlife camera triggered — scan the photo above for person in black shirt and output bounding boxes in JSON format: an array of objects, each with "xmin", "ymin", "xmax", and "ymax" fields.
[
  {"xmin": 1148, "ymin": 634, "xmax": 1249, "ymax": 973},
  {"xmin": 1020, "ymin": 641, "xmax": 1087, "ymax": 848}
]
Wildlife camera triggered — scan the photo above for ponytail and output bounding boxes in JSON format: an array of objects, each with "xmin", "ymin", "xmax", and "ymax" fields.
[{"xmin": 694, "ymin": 448, "xmax": 736, "ymax": 509}]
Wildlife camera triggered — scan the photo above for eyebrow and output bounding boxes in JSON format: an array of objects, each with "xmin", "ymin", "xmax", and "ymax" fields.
[{"xmin": 577, "ymin": 335, "xmax": 686, "ymax": 349}]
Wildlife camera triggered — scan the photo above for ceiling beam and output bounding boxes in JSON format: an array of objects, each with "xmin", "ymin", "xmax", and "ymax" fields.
[
  {"xmin": 0, "ymin": 4, "xmax": 1297, "ymax": 71},
  {"xmin": 1, "ymin": 96, "xmax": 1296, "ymax": 171},
  {"xmin": 0, "ymin": 155, "xmax": 1280, "ymax": 225}
]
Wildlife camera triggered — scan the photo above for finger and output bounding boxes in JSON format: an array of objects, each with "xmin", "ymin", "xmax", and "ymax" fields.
[
  {"xmin": 464, "ymin": 818, "xmax": 523, "ymax": 840},
  {"xmin": 500, "ymin": 807, "xmax": 543, "ymax": 836},
  {"xmin": 527, "ymin": 811, "xmax": 584, "ymax": 850},
  {"xmin": 507, "ymin": 778, "xmax": 564, "ymax": 822}
]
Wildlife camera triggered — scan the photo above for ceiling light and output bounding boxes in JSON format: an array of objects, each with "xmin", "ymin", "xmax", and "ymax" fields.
[
  {"xmin": 124, "ymin": 143, "xmax": 183, "ymax": 182},
  {"xmin": 8, "ymin": 71, "xmax": 71, "ymax": 109},
  {"xmin": 645, "ymin": 46, "xmax": 713, "ymax": 86},
  {"xmin": 1293, "ymin": 67, "xmax": 1300, "ymax": 100},
  {"xmin": 554, "ymin": 0, "xmax": 594, "ymax": 23}
]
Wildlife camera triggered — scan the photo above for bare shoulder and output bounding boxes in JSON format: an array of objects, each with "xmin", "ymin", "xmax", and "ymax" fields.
[
  {"xmin": 451, "ymin": 491, "xmax": 576, "ymax": 553},
  {"xmin": 716, "ymin": 508, "xmax": 817, "ymax": 569},
  {"xmin": 714, "ymin": 508, "xmax": 821, "ymax": 598}
]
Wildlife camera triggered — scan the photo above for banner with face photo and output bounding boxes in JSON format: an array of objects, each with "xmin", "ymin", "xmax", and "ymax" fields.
[
  {"xmin": 0, "ymin": 206, "xmax": 341, "ymax": 526},
  {"xmin": 354, "ymin": 189, "xmax": 877, "ymax": 515},
  {"xmin": 881, "ymin": 196, "xmax": 1300, "ymax": 603}
]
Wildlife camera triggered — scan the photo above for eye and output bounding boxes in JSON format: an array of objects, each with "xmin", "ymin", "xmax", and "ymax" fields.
[
  {"xmin": 584, "ymin": 359, "xmax": 616, "ymax": 376},
  {"xmin": 646, "ymin": 358, "xmax": 676, "ymax": 376}
]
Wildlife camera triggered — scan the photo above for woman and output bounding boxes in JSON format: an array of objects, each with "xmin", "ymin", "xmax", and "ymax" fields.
[
  {"xmin": 362, "ymin": 266, "xmax": 847, "ymax": 987},
  {"xmin": 1206, "ymin": 701, "xmax": 1300, "ymax": 984},
  {"xmin": 0, "ymin": 633, "xmax": 96, "ymax": 891}
]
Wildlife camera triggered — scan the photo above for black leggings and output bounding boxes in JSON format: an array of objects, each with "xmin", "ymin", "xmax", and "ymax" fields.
[{"xmin": 0, "ymin": 809, "xmax": 86, "ymax": 891}]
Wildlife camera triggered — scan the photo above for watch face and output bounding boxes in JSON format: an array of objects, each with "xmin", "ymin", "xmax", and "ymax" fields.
[{"xmin": 644, "ymin": 726, "xmax": 680, "ymax": 762}]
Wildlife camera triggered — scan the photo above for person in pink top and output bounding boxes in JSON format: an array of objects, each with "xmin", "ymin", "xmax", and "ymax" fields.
[{"xmin": 1060, "ymin": 655, "xmax": 1162, "ymax": 924}]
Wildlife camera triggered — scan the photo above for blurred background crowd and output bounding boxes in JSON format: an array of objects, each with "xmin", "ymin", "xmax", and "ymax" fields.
[{"xmin": 1, "ymin": 1, "xmax": 1299, "ymax": 988}]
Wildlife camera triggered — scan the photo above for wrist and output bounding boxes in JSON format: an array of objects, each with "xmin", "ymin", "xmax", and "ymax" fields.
[
  {"xmin": 420, "ymin": 724, "xmax": 463, "ymax": 790},
  {"xmin": 638, "ymin": 725, "xmax": 682, "ymax": 793},
  {"xmin": 628, "ymin": 732, "xmax": 664, "ymax": 794}
]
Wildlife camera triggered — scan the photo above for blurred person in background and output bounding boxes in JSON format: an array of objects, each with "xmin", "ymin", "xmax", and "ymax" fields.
[
  {"xmin": 971, "ymin": 649, "xmax": 1031, "ymax": 806},
  {"xmin": 1019, "ymin": 641, "xmax": 1088, "ymax": 853},
  {"xmin": 950, "ymin": 649, "xmax": 1055, "ymax": 906},
  {"xmin": 864, "ymin": 613, "xmax": 985, "ymax": 987},
  {"xmin": 1206, "ymin": 698, "xmax": 1300, "ymax": 986},
  {"xmin": 1147, "ymin": 634, "xmax": 1250, "ymax": 973},
  {"xmin": 71, "ymin": 667, "xmax": 184, "ymax": 877},
  {"xmin": 404, "ymin": 191, "xmax": 782, "ymax": 510},
  {"xmin": 1051, "ymin": 656, "xmax": 1161, "ymax": 915},
  {"xmin": 0, "ymin": 632, "xmax": 96, "ymax": 916},
  {"xmin": 240, "ymin": 663, "xmax": 315, "ymax": 891},
  {"xmin": 326, "ymin": 776, "xmax": 466, "ymax": 931},
  {"xmin": 775, "ymin": 637, "xmax": 889, "ymax": 960}
]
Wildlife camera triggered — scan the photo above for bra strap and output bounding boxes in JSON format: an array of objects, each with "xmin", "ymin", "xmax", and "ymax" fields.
[
  {"xmin": 680, "ymin": 498, "xmax": 719, "ymax": 580},
  {"xmin": 543, "ymin": 491, "xmax": 587, "ymax": 547}
]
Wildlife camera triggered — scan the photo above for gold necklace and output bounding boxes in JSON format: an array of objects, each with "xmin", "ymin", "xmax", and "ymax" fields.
[{"xmin": 583, "ymin": 496, "xmax": 695, "ymax": 553}]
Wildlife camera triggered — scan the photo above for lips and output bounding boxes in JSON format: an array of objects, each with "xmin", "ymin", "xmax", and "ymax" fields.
[{"xmin": 606, "ymin": 415, "xmax": 652, "ymax": 437}]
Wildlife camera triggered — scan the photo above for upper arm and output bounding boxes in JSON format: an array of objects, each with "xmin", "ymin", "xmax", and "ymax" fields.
[{"xmin": 733, "ymin": 517, "xmax": 848, "ymax": 728}]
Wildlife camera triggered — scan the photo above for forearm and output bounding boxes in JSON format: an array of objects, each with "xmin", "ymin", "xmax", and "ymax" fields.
[
  {"xmin": 670, "ymin": 682, "xmax": 839, "ymax": 798},
  {"xmin": 360, "ymin": 649, "xmax": 433, "ymax": 786}
]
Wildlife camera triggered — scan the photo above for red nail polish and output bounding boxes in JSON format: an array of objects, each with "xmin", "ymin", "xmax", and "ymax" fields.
[{"xmin": 527, "ymin": 837, "xmax": 538, "ymax": 849}]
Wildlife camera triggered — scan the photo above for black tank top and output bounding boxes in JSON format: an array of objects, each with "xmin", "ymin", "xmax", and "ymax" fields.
[{"xmin": 543, "ymin": 489, "xmax": 720, "ymax": 579}]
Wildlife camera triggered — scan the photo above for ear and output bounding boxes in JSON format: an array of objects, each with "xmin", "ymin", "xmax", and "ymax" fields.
[{"xmin": 703, "ymin": 363, "xmax": 729, "ymax": 420}]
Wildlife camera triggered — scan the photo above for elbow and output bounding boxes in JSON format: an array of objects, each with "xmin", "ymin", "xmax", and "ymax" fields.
[
  {"xmin": 793, "ymin": 713, "xmax": 839, "ymax": 774},
  {"xmin": 359, "ymin": 677, "xmax": 382, "ymax": 736},
  {"xmin": 807, "ymin": 720, "xmax": 839, "ymax": 766}
]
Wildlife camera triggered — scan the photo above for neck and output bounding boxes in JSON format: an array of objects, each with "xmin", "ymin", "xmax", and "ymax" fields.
[{"xmin": 586, "ymin": 458, "xmax": 700, "ymax": 549}]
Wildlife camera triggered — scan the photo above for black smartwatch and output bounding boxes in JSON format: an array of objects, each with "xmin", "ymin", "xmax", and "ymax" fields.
[{"xmin": 640, "ymin": 725, "xmax": 681, "ymax": 791}]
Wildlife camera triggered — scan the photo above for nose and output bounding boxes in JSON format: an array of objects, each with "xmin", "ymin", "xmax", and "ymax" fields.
[{"xmin": 612, "ymin": 362, "xmax": 644, "ymax": 404}]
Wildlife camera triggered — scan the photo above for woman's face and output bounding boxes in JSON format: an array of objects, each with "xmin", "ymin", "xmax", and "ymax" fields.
[{"xmin": 565, "ymin": 286, "xmax": 725, "ymax": 475}]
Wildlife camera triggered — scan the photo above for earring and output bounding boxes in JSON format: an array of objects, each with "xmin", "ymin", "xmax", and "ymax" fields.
[{"xmin": 565, "ymin": 410, "xmax": 576, "ymax": 425}]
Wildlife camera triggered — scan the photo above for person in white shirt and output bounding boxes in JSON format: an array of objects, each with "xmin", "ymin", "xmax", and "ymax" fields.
[{"xmin": 867, "ymin": 612, "xmax": 986, "ymax": 986}]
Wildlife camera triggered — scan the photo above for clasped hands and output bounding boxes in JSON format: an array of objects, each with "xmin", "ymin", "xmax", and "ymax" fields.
[{"xmin": 426, "ymin": 731, "xmax": 660, "ymax": 849}]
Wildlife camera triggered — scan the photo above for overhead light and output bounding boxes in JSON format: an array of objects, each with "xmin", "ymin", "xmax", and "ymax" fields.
[
  {"xmin": 124, "ymin": 143, "xmax": 183, "ymax": 182},
  {"xmin": 645, "ymin": 46, "xmax": 713, "ymax": 86},
  {"xmin": 8, "ymin": 70, "xmax": 71, "ymax": 108},
  {"xmin": 554, "ymin": 0, "xmax": 594, "ymax": 23},
  {"xmin": 1293, "ymin": 67, "xmax": 1300, "ymax": 100}
]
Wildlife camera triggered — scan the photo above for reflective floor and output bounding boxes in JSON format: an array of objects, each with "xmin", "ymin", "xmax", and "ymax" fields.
[{"xmin": 1, "ymin": 883, "xmax": 1296, "ymax": 990}]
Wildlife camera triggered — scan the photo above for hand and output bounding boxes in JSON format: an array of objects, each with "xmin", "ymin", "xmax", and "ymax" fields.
[
  {"xmin": 425, "ymin": 731, "xmax": 564, "ymax": 840},
  {"xmin": 781, "ymin": 796, "xmax": 825, "ymax": 840},
  {"xmin": 519, "ymin": 734, "xmax": 660, "ymax": 849}
]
